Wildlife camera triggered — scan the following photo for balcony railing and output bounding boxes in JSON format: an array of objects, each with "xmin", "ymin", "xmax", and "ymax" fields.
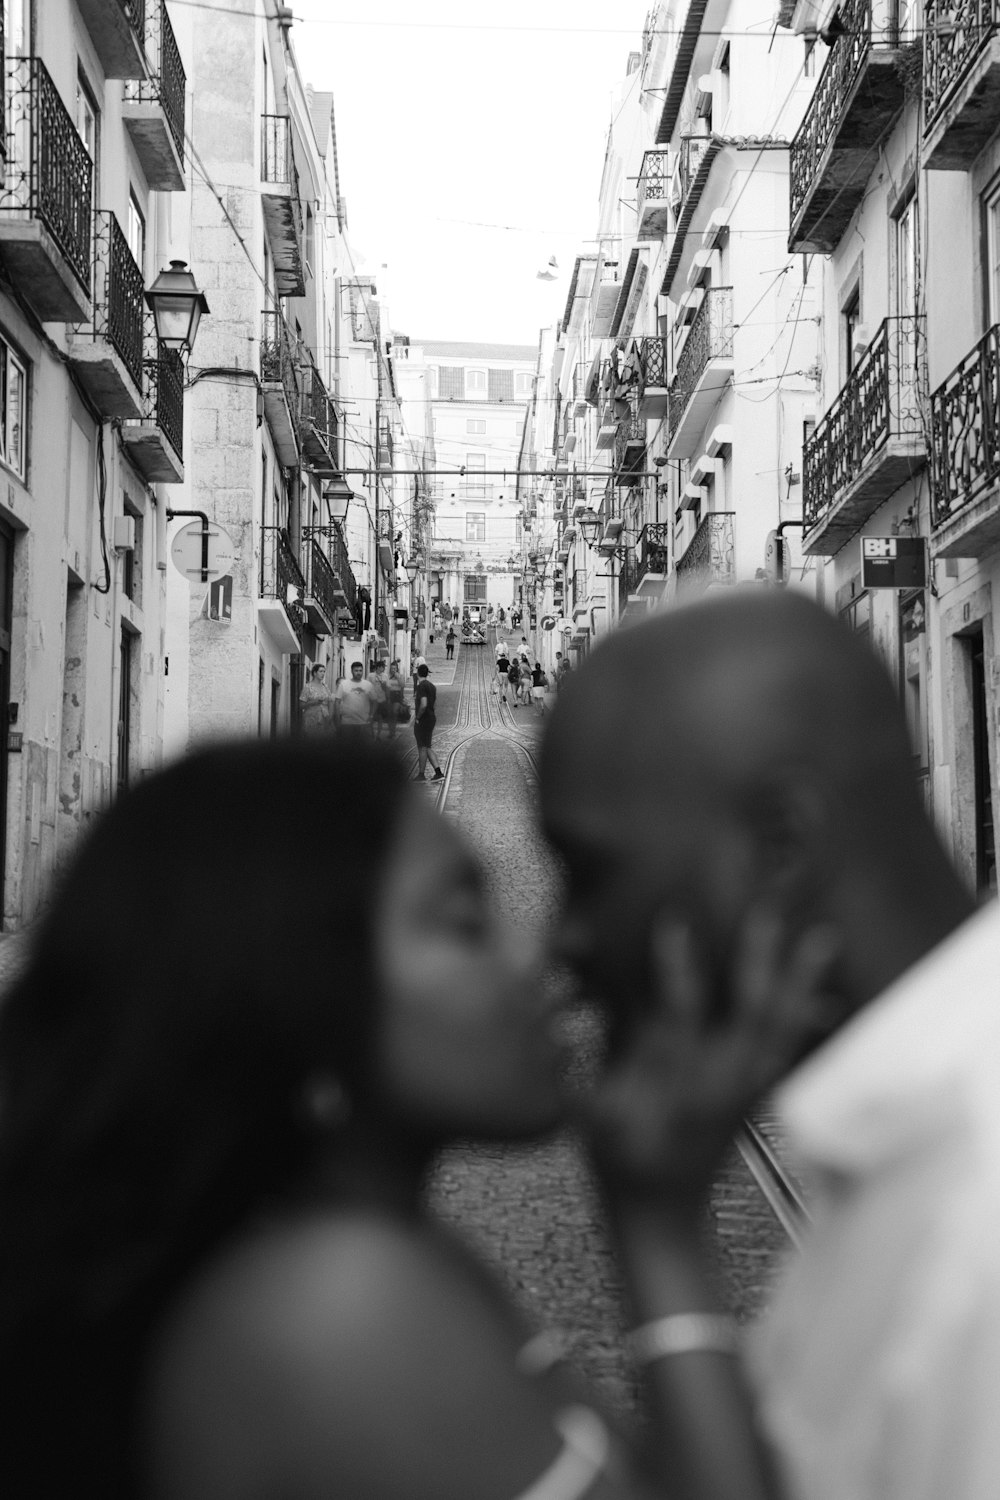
[
  {"xmin": 68, "ymin": 210, "xmax": 145, "ymax": 416},
  {"xmin": 788, "ymin": 0, "xmax": 909, "ymax": 253},
  {"xmin": 260, "ymin": 307, "xmax": 300, "ymax": 464},
  {"xmin": 614, "ymin": 406, "xmax": 646, "ymax": 480},
  {"xmin": 260, "ymin": 526, "xmax": 305, "ymax": 621},
  {"xmin": 929, "ymin": 322, "xmax": 1000, "ymax": 554},
  {"xmin": 637, "ymin": 148, "xmax": 672, "ymax": 237},
  {"xmin": 0, "ymin": 56, "xmax": 94, "ymax": 306},
  {"xmin": 298, "ymin": 346, "xmax": 338, "ymax": 473},
  {"xmin": 262, "ymin": 113, "xmax": 294, "ymax": 185},
  {"xmin": 636, "ymin": 521, "xmax": 671, "ymax": 586},
  {"xmin": 143, "ymin": 338, "xmax": 184, "ymax": 457},
  {"xmin": 637, "ymin": 336, "xmax": 669, "ymax": 389},
  {"xmin": 675, "ymin": 512, "xmax": 735, "ymax": 589},
  {"xmin": 674, "ymin": 135, "xmax": 712, "ymax": 219},
  {"xmin": 123, "ymin": 0, "xmax": 185, "ymax": 165},
  {"xmin": 618, "ymin": 548, "xmax": 638, "ymax": 609},
  {"xmin": 92, "ymin": 210, "xmax": 144, "ymax": 390},
  {"xmin": 667, "ymin": 287, "xmax": 733, "ymax": 453},
  {"xmin": 803, "ymin": 316, "xmax": 927, "ymax": 545},
  {"xmin": 923, "ymin": 0, "xmax": 1000, "ymax": 166},
  {"xmin": 301, "ymin": 533, "xmax": 339, "ymax": 635}
]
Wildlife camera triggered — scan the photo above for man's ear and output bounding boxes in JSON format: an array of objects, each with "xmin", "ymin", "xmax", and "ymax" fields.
[{"xmin": 739, "ymin": 764, "xmax": 830, "ymax": 897}]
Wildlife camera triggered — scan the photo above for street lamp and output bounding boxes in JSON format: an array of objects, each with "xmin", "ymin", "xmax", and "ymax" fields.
[
  {"xmin": 144, "ymin": 259, "xmax": 210, "ymax": 355},
  {"xmin": 404, "ymin": 556, "xmax": 420, "ymax": 584},
  {"xmin": 324, "ymin": 477, "xmax": 355, "ymax": 525},
  {"xmin": 578, "ymin": 507, "xmax": 602, "ymax": 546}
]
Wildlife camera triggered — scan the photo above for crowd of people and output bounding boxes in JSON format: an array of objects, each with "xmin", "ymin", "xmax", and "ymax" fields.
[{"xmin": 0, "ymin": 588, "xmax": 994, "ymax": 1498}]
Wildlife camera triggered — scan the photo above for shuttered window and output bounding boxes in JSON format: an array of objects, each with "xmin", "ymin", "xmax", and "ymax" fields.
[
  {"xmin": 439, "ymin": 366, "xmax": 464, "ymax": 399},
  {"xmin": 488, "ymin": 368, "xmax": 514, "ymax": 402}
]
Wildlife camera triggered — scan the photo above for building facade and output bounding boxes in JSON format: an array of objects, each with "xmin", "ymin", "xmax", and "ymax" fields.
[{"xmin": 0, "ymin": 0, "xmax": 190, "ymax": 925}]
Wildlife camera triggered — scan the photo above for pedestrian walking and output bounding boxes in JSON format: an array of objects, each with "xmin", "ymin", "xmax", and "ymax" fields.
[
  {"xmin": 298, "ymin": 663, "xmax": 333, "ymax": 734},
  {"xmin": 410, "ymin": 649, "xmax": 426, "ymax": 698},
  {"xmin": 506, "ymin": 654, "xmax": 521, "ymax": 708},
  {"xmin": 413, "ymin": 664, "xmax": 443, "ymax": 781},
  {"xmin": 385, "ymin": 660, "xmax": 406, "ymax": 738},
  {"xmin": 445, "ymin": 626, "xmax": 456, "ymax": 660},
  {"xmin": 333, "ymin": 661, "xmax": 377, "ymax": 739},
  {"xmin": 518, "ymin": 656, "xmax": 532, "ymax": 706},
  {"xmin": 495, "ymin": 647, "xmax": 511, "ymax": 703},
  {"xmin": 530, "ymin": 661, "xmax": 548, "ymax": 714},
  {"xmin": 367, "ymin": 660, "xmax": 390, "ymax": 740}
]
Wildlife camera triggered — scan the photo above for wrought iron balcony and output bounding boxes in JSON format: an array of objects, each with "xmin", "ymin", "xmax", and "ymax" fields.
[
  {"xmin": 929, "ymin": 322, "xmax": 1000, "ymax": 557},
  {"xmin": 666, "ymin": 287, "xmax": 734, "ymax": 459},
  {"xmin": 298, "ymin": 347, "xmax": 339, "ymax": 475},
  {"xmin": 596, "ymin": 401, "xmax": 618, "ymax": 450},
  {"xmin": 614, "ymin": 405, "xmax": 646, "ymax": 482},
  {"xmin": 789, "ymin": 0, "xmax": 911, "ymax": 254},
  {"xmin": 675, "ymin": 512, "xmax": 735, "ymax": 591},
  {"xmin": 68, "ymin": 211, "xmax": 145, "ymax": 417},
  {"xmin": 260, "ymin": 308, "xmax": 300, "ymax": 466},
  {"xmin": 0, "ymin": 57, "xmax": 93, "ymax": 320},
  {"xmin": 660, "ymin": 134, "xmax": 723, "ymax": 298},
  {"xmin": 76, "ymin": 0, "xmax": 146, "ymax": 78},
  {"xmin": 300, "ymin": 532, "xmax": 339, "ymax": 636},
  {"xmin": 803, "ymin": 315, "xmax": 927, "ymax": 554},
  {"xmin": 120, "ymin": 323, "xmax": 184, "ymax": 482},
  {"xmin": 636, "ymin": 521, "xmax": 671, "ymax": 590},
  {"xmin": 637, "ymin": 336, "xmax": 669, "ymax": 418},
  {"xmin": 304, "ymin": 522, "xmax": 357, "ymax": 619},
  {"xmin": 618, "ymin": 548, "xmax": 638, "ymax": 609},
  {"xmin": 259, "ymin": 526, "xmax": 306, "ymax": 654},
  {"xmin": 123, "ymin": 0, "xmax": 185, "ymax": 191},
  {"xmin": 637, "ymin": 148, "xmax": 672, "ymax": 238},
  {"xmin": 923, "ymin": 0, "xmax": 1000, "ymax": 166},
  {"xmin": 261, "ymin": 114, "xmax": 305, "ymax": 297}
]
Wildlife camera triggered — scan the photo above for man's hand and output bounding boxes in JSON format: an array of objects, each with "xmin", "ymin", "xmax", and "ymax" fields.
[{"xmin": 584, "ymin": 906, "xmax": 839, "ymax": 1207}]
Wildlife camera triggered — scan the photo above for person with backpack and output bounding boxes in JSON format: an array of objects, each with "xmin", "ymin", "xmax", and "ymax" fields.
[{"xmin": 530, "ymin": 661, "xmax": 548, "ymax": 715}]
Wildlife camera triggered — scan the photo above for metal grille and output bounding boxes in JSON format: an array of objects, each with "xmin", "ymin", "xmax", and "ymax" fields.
[
  {"xmin": 676, "ymin": 512, "xmax": 735, "ymax": 588},
  {"xmin": 803, "ymin": 316, "xmax": 927, "ymax": 530},
  {"xmin": 144, "ymin": 337, "xmax": 183, "ymax": 457},
  {"xmin": 299, "ymin": 345, "xmax": 338, "ymax": 466},
  {"xmin": 614, "ymin": 404, "xmax": 646, "ymax": 476},
  {"xmin": 260, "ymin": 526, "xmax": 306, "ymax": 635},
  {"xmin": 924, "ymin": 0, "xmax": 998, "ymax": 123},
  {"xmin": 303, "ymin": 533, "xmax": 340, "ymax": 628},
  {"xmin": 618, "ymin": 548, "xmax": 638, "ymax": 608},
  {"xmin": 91, "ymin": 210, "xmax": 144, "ymax": 390},
  {"xmin": 261, "ymin": 114, "xmax": 292, "ymax": 183},
  {"xmin": 636, "ymin": 521, "xmax": 671, "ymax": 584},
  {"xmin": 929, "ymin": 322, "xmax": 1000, "ymax": 531},
  {"xmin": 260, "ymin": 307, "xmax": 301, "ymax": 412},
  {"xmin": 637, "ymin": 336, "xmax": 669, "ymax": 389},
  {"xmin": 123, "ymin": 0, "xmax": 186, "ymax": 164},
  {"xmin": 0, "ymin": 57, "xmax": 94, "ymax": 295},
  {"xmin": 790, "ymin": 0, "xmax": 872, "ymax": 226},
  {"xmin": 637, "ymin": 148, "xmax": 670, "ymax": 216},
  {"xmin": 667, "ymin": 287, "xmax": 733, "ymax": 446}
]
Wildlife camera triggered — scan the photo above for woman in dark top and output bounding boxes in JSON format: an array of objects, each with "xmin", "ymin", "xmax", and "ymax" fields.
[
  {"xmin": 0, "ymin": 737, "xmax": 790, "ymax": 1500},
  {"xmin": 413, "ymin": 661, "xmax": 443, "ymax": 781}
]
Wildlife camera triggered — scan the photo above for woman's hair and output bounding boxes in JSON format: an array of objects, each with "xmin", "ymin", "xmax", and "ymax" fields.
[
  {"xmin": 310, "ymin": 662, "xmax": 326, "ymax": 676},
  {"xmin": 0, "ymin": 737, "xmax": 408, "ymax": 1494}
]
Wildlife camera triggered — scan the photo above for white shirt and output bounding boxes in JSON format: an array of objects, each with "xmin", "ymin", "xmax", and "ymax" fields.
[{"xmin": 752, "ymin": 902, "xmax": 1000, "ymax": 1500}]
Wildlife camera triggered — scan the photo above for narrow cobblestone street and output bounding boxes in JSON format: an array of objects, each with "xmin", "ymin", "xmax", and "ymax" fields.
[{"xmin": 416, "ymin": 628, "xmax": 795, "ymax": 1425}]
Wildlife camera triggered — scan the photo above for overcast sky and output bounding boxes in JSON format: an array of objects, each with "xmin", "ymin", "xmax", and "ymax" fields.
[{"xmin": 288, "ymin": 1, "xmax": 651, "ymax": 344}]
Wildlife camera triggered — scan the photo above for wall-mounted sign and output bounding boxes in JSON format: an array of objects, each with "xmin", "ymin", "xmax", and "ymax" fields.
[
  {"xmin": 861, "ymin": 536, "xmax": 926, "ymax": 589},
  {"xmin": 170, "ymin": 520, "xmax": 235, "ymax": 583}
]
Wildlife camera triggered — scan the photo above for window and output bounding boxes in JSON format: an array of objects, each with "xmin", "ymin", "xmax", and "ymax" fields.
[
  {"xmin": 305, "ymin": 205, "xmax": 314, "ymax": 276},
  {"xmin": 467, "ymin": 418, "xmax": 487, "ymax": 435},
  {"xmin": 4, "ymin": 0, "xmax": 29, "ymax": 57},
  {"xmin": 464, "ymin": 573, "xmax": 488, "ymax": 603},
  {"xmin": 983, "ymin": 175, "xmax": 1000, "ymax": 328},
  {"xmin": 515, "ymin": 371, "xmax": 533, "ymax": 396},
  {"xmin": 466, "ymin": 368, "xmax": 486, "ymax": 396},
  {"xmin": 127, "ymin": 191, "xmax": 145, "ymax": 274},
  {"xmin": 840, "ymin": 589, "xmax": 870, "ymax": 641},
  {"xmin": 0, "ymin": 336, "xmax": 27, "ymax": 480},
  {"xmin": 894, "ymin": 192, "xmax": 917, "ymax": 320},
  {"xmin": 76, "ymin": 72, "xmax": 99, "ymax": 163},
  {"xmin": 439, "ymin": 366, "xmax": 464, "ymax": 400},
  {"xmin": 466, "ymin": 512, "xmax": 486, "ymax": 543},
  {"xmin": 488, "ymin": 368, "xmax": 514, "ymax": 403},
  {"xmin": 121, "ymin": 504, "xmax": 143, "ymax": 605},
  {"xmin": 843, "ymin": 287, "xmax": 861, "ymax": 378},
  {"xmin": 465, "ymin": 452, "xmax": 486, "ymax": 498},
  {"xmin": 898, "ymin": 591, "xmax": 928, "ymax": 770}
]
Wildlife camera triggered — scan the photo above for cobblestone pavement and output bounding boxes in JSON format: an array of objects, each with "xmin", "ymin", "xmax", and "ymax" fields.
[{"xmin": 420, "ymin": 629, "xmax": 796, "ymax": 1424}]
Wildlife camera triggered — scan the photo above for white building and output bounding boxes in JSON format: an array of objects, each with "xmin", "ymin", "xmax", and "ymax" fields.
[
  {"xmin": 0, "ymin": 0, "xmax": 190, "ymax": 924},
  {"xmin": 401, "ymin": 340, "xmax": 536, "ymax": 621}
]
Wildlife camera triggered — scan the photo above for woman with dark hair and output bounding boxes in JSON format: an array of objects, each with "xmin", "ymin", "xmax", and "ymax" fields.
[{"xmin": 0, "ymin": 738, "xmax": 785, "ymax": 1500}]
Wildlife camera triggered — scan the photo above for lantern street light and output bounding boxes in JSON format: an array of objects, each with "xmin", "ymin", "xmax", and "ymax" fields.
[
  {"xmin": 144, "ymin": 260, "xmax": 210, "ymax": 355},
  {"xmin": 404, "ymin": 556, "xmax": 420, "ymax": 584},
  {"xmin": 578, "ymin": 507, "xmax": 602, "ymax": 546},
  {"xmin": 324, "ymin": 476, "xmax": 354, "ymax": 525}
]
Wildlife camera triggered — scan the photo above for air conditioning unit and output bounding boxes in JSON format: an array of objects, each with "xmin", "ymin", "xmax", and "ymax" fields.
[{"xmin": 113, "ymin": 515, "xmax": 136, "ymax": 552}]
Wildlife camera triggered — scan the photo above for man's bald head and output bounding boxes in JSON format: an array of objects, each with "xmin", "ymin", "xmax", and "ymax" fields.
[{"xmin": 541, "ymin": 590, "xmax": 961, "ymax": 1028}]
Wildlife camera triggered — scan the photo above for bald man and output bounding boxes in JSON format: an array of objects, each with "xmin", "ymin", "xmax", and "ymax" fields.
[{"xmin": 540, "ymin": 589, "xmax": 999, "ymax": 1500}]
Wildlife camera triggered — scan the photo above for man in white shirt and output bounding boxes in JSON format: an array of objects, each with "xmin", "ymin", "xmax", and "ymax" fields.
[
  {"xmin": 334, "ymin": 661, "xmax": 377, "ymax": 738},
  {"xmin": 539, "ymin": 588, "xmax": 988, "ymax": 1500}
]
